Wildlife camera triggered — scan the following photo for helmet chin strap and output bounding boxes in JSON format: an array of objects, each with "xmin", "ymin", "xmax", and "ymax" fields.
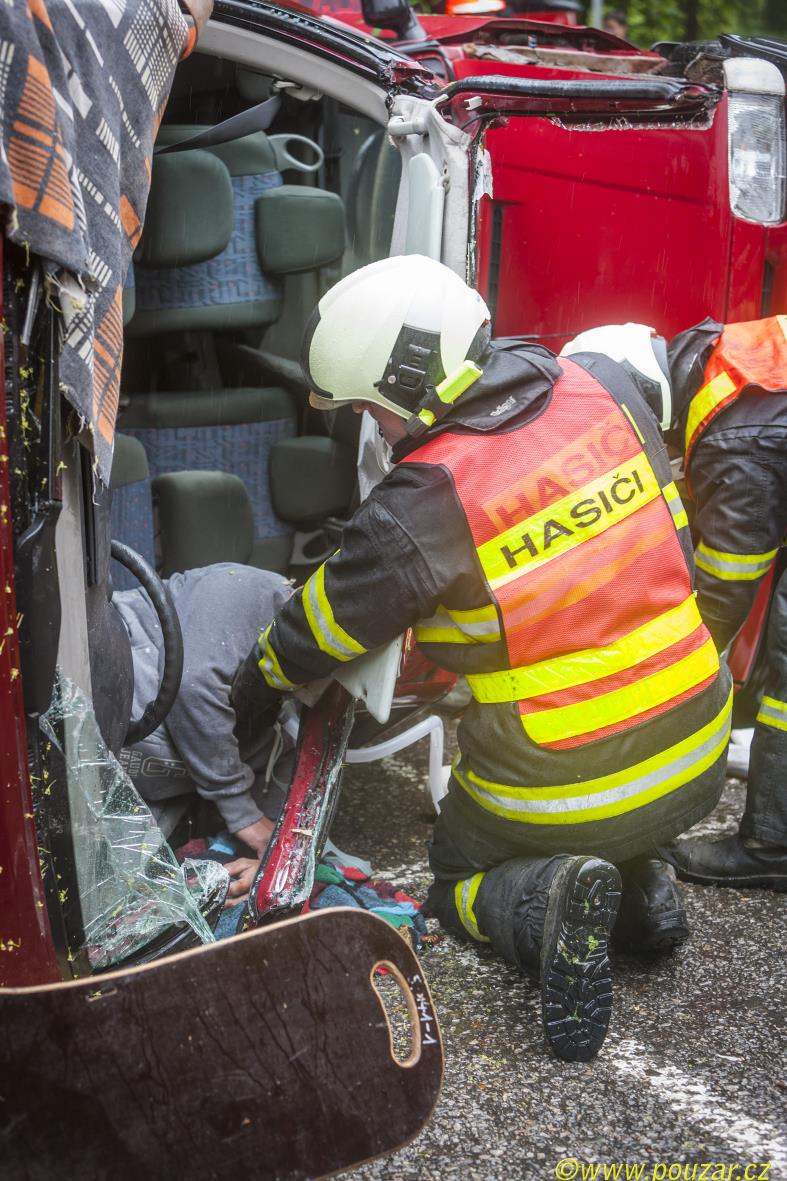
[{"xmin": 405, "ymin": 360, "xmax": 484, "ymax": 438}]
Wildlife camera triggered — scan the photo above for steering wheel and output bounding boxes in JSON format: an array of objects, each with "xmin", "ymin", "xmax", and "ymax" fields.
[{"xmin": 110, "ymin": 540, "xmax": 184, "ymax": 745}]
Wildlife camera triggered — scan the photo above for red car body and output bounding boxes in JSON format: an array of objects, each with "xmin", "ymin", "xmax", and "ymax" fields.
[
  {"xmin": 302, "ymin": 3, "xmax": 787, "ymax": 343},
  {"xmin": 0, "ymin": 244, "xmax": 60, "ymax": 985}
]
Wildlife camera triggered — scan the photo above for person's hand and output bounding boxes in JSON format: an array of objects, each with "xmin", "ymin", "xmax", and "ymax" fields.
[
  {"xmin": 224, "ymin": 858, "xmax": 260, "ymax": 907},
  {"xmin": 179, "ymin": 0, "xmax": 214, "ymax": 34},
  {"xmin": 233, "ymin": 816, "xmax": 275, "ymax": 858}
]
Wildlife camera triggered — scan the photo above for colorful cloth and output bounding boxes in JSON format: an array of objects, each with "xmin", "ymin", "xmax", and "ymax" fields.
[
  {"xmin": 308, "ymin": 862, "xmax": 441, "ymax": 952},
  {"xmin": 0, "ymin": 0, "xmax": 190, "ymax": 483}
]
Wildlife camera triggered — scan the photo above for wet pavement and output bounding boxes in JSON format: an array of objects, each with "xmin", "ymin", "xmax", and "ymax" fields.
[{"xmin": 331, "ymin": 721, "xmax": 787, "ymax": 1181}]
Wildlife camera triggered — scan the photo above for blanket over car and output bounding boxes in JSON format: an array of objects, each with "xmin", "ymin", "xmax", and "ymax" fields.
[{"xmin": 0, "ymin": 0, "xmax": 197, "ymax": 484}]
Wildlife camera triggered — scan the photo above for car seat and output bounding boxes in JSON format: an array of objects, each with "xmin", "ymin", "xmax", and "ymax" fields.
[
  {"xmin": 111, "ymin": 431, "xmax": 261, "ymax": 582},
  {"xmin": 120, "ymin": 127, "xmax": 346, "ymax": 572},
  {"xmin": 110, "ymin": 433, "xmax": 156, "ymax": 590}
]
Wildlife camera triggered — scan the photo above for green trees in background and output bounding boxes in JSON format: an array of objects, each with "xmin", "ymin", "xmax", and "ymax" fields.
[{"xmin": 621, "ymin": 0, "xmax": 786, "ymax": 46}]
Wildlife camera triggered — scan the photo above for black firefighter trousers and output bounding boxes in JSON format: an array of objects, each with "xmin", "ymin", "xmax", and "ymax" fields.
[
  {"xmin": 741, "ymin": 565, "xmax": 787, "ymax": 846},
  {"xmin": 425, "ymin": 785, "xmax": 681, "ymax": 974}
]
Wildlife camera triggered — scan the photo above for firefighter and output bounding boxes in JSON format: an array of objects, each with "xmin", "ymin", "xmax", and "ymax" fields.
[
  {"xmin": 232, "ymin": 257, "xmax": 732, "ymax": 1062},
  {"xmin": 663, "ymin": 316, "xmax": 787, "ymax": 890}
]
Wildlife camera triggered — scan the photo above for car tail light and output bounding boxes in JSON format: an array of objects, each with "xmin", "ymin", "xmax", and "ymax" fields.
[{"xmin": 724, "ymin": 58, "xmax": 786, "ymax": 226}]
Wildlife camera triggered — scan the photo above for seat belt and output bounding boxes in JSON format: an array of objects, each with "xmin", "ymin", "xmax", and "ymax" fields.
[{"xmin": 155, "ymin": 94, "xmax": 281, "ymax": 155}]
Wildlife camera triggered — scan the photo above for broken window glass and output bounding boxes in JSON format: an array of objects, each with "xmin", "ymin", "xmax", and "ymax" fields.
[{"xmin": 39, "ymin": 673, "xmax": 227, "ymax": 972}]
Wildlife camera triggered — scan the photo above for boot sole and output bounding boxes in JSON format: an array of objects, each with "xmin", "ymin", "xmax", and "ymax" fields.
[{"xmin": 541, "ymin": 858, "xmax": 622, "ymax": 1064}]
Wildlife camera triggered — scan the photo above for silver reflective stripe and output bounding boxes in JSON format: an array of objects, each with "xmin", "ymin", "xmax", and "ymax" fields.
[
  {"xmin": 756, "ymin": 696, "xmax": 787, "ymax": 731},
  {"xmin": 460, "ymin": 879, "xmax": 477, "ymax": 929},
  {"xmin": 305, "ymin": 574, "xmax": 358, "ymax": 659},
  {"xmin": 695, "ymin": 543, "xmax": 777, "ymax": 580},
  {"xmin": 455, "ymin": 873, "xmax": 490, "ymax": 942},
  {"xmin": 261, "ymin": 663, "xmax": 290, "ymax": 691},
  {"xmin": 458, "ymin": 697, "xmax": 731, "ymax": 819},
  {"xmin": 662, "ymin": 481, "xmax": 688, "ymax": 529},
  {"xmin": 418, "ymin": 609, "xmax": 500, "ymax": 639},
  {"xmin": 698, "ymin": 554, "xmax": 773, "ymax": 576},
  {"xmin": 258, "ymin": 625, "xmax": 296, "ymax": 691}
]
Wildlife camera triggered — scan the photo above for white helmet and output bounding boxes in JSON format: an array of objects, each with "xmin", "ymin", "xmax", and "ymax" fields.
[
  {"xmin": 302, "ymin": 256, "xmax": 491, "ymax": 431},
  {"xmin": 561, "ymin": 322, "xmax": 673, "ymax": 431}
]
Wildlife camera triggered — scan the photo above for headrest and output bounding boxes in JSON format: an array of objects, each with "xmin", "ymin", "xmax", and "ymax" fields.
[
  {"xmin": 111, "ymin": 434, "xmax": 150, "ymax": 488},
  {"xmin": 153, "ymin": 471, "xmax": 254, "ymax": 574},
  {"xmin": 136, "ymin": 150, "xmax": 234, "ymax": 269},
  {"xmin": 257, "ymin": 186, "xmax": 345, "ymax": 274},
  {"xmin": 129, "ymin": 127, "xmax": 285, "ymax": 337}
]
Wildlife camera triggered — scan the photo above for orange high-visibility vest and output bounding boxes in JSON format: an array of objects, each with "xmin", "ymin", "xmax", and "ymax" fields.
[
  {"xmin": 683, "ymin": 315, "xmax": 787, "ymax": 474},
  {"xmin": 411, "ymin": 358, "xmax": 718, "ymax": 750}
]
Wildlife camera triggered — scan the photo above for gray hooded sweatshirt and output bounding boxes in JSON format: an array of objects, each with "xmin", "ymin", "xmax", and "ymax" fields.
[{"xmin": 115, "ymin": 563, "xmax": 292, "ymax": 835}]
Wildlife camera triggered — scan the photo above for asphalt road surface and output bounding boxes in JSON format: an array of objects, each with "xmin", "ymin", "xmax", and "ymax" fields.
[{"xmin": 331, "ymin": 722, "xmax": 787, "ymax": 1181}]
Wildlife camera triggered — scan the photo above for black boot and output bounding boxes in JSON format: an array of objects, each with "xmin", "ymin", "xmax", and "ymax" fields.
[
  {"xmin": 539, "ymin": 857, "xmax": 621, "ymax": 1064},
  {"xmin": 614, "ymin": 857, "xmax": 689, "ymax": 953},
  {"xmin": 662, "ymin": 833, "xmax": 787, "ymax": 891}
]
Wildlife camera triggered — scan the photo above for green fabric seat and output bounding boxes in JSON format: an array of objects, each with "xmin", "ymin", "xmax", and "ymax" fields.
[
  {"xmin": 270, "ymin": 436, "xmax": 357, "ymax": 527},
  {"xmin": 154, "ymin": 470, "xmax": 258, "ymax": 575},
  {"xmin": 110, "ymin": 434, "xmax": 156, "ymax": 590},
  {"xmin": 121, "ymin": 388, "xmax": 296, "ymax": 570},
  {"xmin": 121, "ymin": 126, "xmax": 349, "ymax": 575}
]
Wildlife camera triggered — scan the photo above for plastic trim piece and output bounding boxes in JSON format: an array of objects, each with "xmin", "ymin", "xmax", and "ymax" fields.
[
  {"xmin": 436, "ymin": 73, "xmax": 719, "ymax": 133},
  {"xmin": 723, "ymin": 52, "xmax": 787, "ymax": 95}
]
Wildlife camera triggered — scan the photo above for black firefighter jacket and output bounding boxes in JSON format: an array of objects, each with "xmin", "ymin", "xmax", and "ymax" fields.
[
  {"xmin": 256, "ymin": 340, "xmax": 731, "ymax": 860},
  {"xmin": 669, "ymin": 318, "xmax": 787, "ymax": 654}
]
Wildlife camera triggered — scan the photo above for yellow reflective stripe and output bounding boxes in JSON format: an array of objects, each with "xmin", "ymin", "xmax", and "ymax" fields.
[
  {"xmin": 695, "ymin": 541, "xmax": 778, "ymax": 582},
  {"xmin": 454, "ymin": 690, "xmax": 732, "ymax": 824},
  {"xmin": 477, "ymin": 452, "xmax": 660, "ymax": 592},
  {"xmin": 756, "ymin": 696, "xmax": 787, "ymax": 732},
  {"xmin": 621, "ymin": 403, "xmax": 645, "ymax": 444},
  {"xmin": 302, "ymin": 562, "xmax": 367, "ymax": 663},
  {"xmin": 467, "ymin": 595, "xmax": 703, "ymax": 704},
  {"xmin": 257, "ymin": 624, "xmax": 296, "ymax": 691},
  {"xmin": 449, "ymin": 603, "xmax": 499, "ymax": 625},
  {"xmin": 698, "ymin": 543, "xmax": 779, "ymax": 566},
  {"xmin": 415, "ymin": 623, "xmax": 498, "ymax": 644},
  {"xmin": 684, "ymin": 370, "xmax": 737, "ymax": 453},
  {"xmin": 662, "ymin": 480, "xmax": 688, "ymax": 530},
  {"xmin": 454, "ymin": 872, "xmax": 490, "ymax": 942},
  {"xmin": 415, "ymin": 603, "xmax": 500, "ymax": 645},
  {"xmin": 521, "ymin": 637, "xmax": 719, "ymax": 745}
]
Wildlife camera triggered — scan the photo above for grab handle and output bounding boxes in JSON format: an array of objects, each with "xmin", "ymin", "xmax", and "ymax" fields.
[{"xmin": 269, "ymin": 134, "xmax": 324, "ymax": 174}]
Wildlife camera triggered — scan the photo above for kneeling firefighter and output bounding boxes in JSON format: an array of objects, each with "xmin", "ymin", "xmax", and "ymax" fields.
[{"xmin": 232, "ymin": 258, "xmax": 732, "ymax": 1062}]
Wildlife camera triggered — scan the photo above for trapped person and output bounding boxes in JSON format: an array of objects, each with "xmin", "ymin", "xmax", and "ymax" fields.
[
  {"xmin": 115, "ymin": 563, "xmax": 293, "ymax": 905},
  {"xmin": 232, "ymin": 257, "xmax": 731, "ymax": 1062},
  {"xmin": 663, "ymin": 316, "xmax": 787, "ymax": 889}
]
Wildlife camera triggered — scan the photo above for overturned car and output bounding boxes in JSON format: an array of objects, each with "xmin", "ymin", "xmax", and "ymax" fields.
[{"xmin": 0, "ymin": 0, "xmax": 785, "ymax": 1174}]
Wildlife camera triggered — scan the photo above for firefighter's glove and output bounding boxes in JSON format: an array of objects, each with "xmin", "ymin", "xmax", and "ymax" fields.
[{"xmin": 230, "ymin": 642, "xmax": 282, "ymax": 750}]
